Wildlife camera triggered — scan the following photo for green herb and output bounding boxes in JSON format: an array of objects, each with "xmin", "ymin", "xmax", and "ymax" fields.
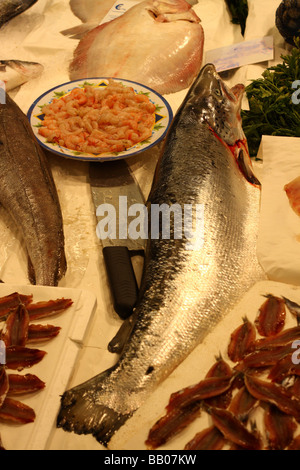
[
  {"xmin": 80, "ymin": 81, "xmax": 95, "ymax": 87},
  {"xmin": 225, "ymin": 0, "xmax": 248, "ymax": 36},
  {"xmin": 154, "ymin": 123, "xmax": 164, "ymax": 132},
  {"xmin": 155, "ymin": 104, "xmax": 164, "ymax": 113},
  {"xmin": 241, "ymin": 38, "xmax": 300, "ymax": 159},
  {"xmin": 53, "ymin": 91, "xmax": 66, "ymax": 98}
]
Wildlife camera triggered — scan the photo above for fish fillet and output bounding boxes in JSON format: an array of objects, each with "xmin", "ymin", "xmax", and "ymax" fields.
[
  {"xmin": 57, "ymin": 64, "xmax": 264, "ymax": 446},
  {"xmin": 69, "ymin": 0, "xmax": 204, "ymax": 95},
  {"xmin": 0, "ymin": 93, "xmax": 66, "ymax": 286}
]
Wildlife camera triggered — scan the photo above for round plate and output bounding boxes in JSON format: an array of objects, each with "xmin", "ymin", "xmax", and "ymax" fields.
[{"xmin": 27, "ymin": 77, "xmax": 173, "ymax": 162}]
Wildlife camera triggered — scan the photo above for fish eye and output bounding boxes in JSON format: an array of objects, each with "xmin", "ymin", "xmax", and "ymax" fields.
[{"xmin": 214, "ymin": 88, "xmax": 222, "ymax": 97}]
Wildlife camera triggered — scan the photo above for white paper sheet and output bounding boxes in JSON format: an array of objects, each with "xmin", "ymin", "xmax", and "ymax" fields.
[
  {"xmin": 0, "ymin": 283, "xmax": 96, "ymax": 450},
  {"xmin": 257, "ymin": 136, "xmax": 300, "ymax": 286},
  {"xmin": 108, "ymin": 280, "xmax": 300, "ymax": 450},
  {"xmin": 205, "ymin": 36, "xmax": 274, "ymax": 72}
]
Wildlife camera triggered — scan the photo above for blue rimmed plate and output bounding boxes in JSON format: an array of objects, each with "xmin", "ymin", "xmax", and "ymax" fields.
[{"xmin": 27, "ymin": 77, "xmax": 173, "ymax": 162}]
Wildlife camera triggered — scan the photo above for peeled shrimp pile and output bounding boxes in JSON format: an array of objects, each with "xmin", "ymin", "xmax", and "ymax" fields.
[{"xmin": 38, "ymin": 81, "xmax": 156, "ymax": 154}]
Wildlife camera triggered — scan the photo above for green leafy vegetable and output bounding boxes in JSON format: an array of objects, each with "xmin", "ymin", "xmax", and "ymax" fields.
[
  {"xmin": 224, "ymin": 0, "xmax": 249, "ymax": 36},
  {"xmin": 241, "ymin": 38, "xmax": 300, "ymax": 159}
]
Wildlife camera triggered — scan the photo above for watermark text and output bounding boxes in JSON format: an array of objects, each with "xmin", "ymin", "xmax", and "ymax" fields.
[
  {"xmin": 96, "ymin": 196, "xmax": 204, "ymax": 250},
  {"xmin": 0, "ymin": 340, "xmax": 6, "ymax": 365},
  {"xmin": 292, "ymin": 339, "xmax": 300, "ymax": 365},
  {"xmin": 0, "ymin": 80, "xmax": 5, "ymax": 104},
  {"xmin": 292, "ymin": 80, "xmax": 300, "ymax": 105}
]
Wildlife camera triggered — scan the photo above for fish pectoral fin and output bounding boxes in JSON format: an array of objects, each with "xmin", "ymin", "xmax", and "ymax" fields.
[
  {"xmin": 108, "ymin": 311, "xmax": 137, "ymax": 354},
  {"xmin": 237, "ymin": 149, "xmax": 260, "ymax": 186}
]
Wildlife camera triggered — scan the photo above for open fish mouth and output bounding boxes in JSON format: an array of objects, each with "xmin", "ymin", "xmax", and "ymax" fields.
[{"xmin": 179, "ymin": 63, "xmax": 260, "ymax": 186}]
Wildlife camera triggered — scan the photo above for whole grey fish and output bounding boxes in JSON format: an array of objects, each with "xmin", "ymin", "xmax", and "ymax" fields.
[
  {"xmin": 57, "ymin": 64, "xmax": 264, "ymax": 446},
  {"xmin": 0, "ymin": 0, "xmax": 38, "ymax": 28},
  {"xmin": 0, "ymin": 93, "xmax": 66, "ymax": 286}
]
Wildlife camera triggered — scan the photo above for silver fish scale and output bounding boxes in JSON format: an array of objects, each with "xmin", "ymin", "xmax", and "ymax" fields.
[{"xmin": 92, "ymin": 124, "xmax": 263, "ymax": 416}]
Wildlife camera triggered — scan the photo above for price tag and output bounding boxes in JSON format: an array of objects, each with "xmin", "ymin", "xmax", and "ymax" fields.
[{"xmin": 205, "ymin": 36, "xmax": 274, "ymax": 72}]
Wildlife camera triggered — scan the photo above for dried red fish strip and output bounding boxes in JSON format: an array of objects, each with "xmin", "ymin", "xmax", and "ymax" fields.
[
  {"xmin": 6, "ymin": 346, "xmax": 46, "ymax": 371},
  {"xmin": 227, "ymin": 317, "xmax": 256, "ymax": 362},
  {"xmin": 288, "ymin": 434, "xmax": 300, "ymax": 450},
  {"xmin": 167, "ymin": 375, "xmax": 235, "ymax": 410},
  {"xmin": 291, "ymin": 377, "xmax": 300, "ymax": 397},
  {"xmin": 0, "ymin": 365, "xmax": 9, "ymax": 407},
  {"xmin": 0, "ymin": 397, "xmax": 35, "ymax": 424},
  {"xmin": 146, "ymin": 363, "xmax": 234, "ymax": 449},
  {"xmin": 268, "ymin": 353, "xmax": 300, "ymax": 383},
  {"xmin": 254, "ymin": 326, "xmax": 300, "ymax": 350},
  {"xmin": 7, "ymin": 373, "xmax": 45, "ymax": 395},
  {"xmin": 264, "ymin": 404, "xmax": 297, "ymax": 450},
  {"xmin": 229, "ymin": 443, "xmax": 249, "ymax": 450},
  {"xmin": 205, "ymin": 387, "xmax": 233, "ymax": 410},
  {"xmin": 27, "ymin": 324, "xmax": 61, "ymax": 343},
  {"xmin": 205, "ymin": 355, "xmax": 233, "ymax": 378},
  {"xmin": 1, "ymin": 303, "xmax": 29, "ymax": 347},
  {"xmin": 145, "ymin": 403, "xmax": 200, "ymax": 449},
  {"xmin": 27, "ymin": 298, "xmax": 73, "ymax": 321},
  {"xmin": 204, "ymin": 356, "xmax": 233, "ymax": 409},
  {"xmin": 0, "ymin": 292, "xmax": 32, "ymax": 320},
  {"xmin": 184, "ymin": 425, "xmax": 226, "ymax": 450},
  {"xmin": 229, "ymin": 386, "xmax": 258, "ymax": 423},
  {"xmin": 255, "ymin": 295, "xmax": 286, "ymax": 337},
  {"xmin": 208, "ymin": 407, "xmax": 263, "ymax": 450},
  {"xmin": 283, "ymin": 296, "xmax": 300, "ymax": 325},
  {"xmin": 237, "ymin": 343, "xmax": 294, "ymax": 370},
  {"xmin": 245, "ymin": 375, "xmax": 300, "ymax": 420}
]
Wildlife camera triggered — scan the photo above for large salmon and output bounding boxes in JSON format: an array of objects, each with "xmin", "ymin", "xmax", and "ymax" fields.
[
  {"xmin": 0, "ymin": 93, "xmax": 66, "ymax": 286},
  {"xmin": 57, "ymin": 64, "xmax": 264, "ymax": 446}
]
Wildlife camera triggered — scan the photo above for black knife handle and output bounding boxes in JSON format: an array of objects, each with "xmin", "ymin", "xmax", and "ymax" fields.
[{"xmin": 103, "ymin": 246, "xmax": 139, "ymax": 320}]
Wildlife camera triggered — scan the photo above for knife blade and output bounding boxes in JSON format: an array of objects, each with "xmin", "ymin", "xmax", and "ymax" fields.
[{"xmin": 89, "ymin": 160, "xmax": 146, "ymax": 320}]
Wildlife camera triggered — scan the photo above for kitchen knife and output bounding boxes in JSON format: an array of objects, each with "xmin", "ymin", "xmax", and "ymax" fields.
[{"xmin": 89, "ymin": 160, "xmax": 147, "ymax": 320}]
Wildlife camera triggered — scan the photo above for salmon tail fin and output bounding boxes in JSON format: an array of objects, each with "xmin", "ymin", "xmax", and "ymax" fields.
[{"xmin": 56, "ymin": 367, "xmax": 132, "ymax": 447}]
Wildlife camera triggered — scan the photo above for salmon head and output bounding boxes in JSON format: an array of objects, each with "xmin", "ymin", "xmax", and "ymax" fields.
[
  {"xmin": 186, "ymin": 63, "xmax": 244, "ymax": 145},
  {"xmin": 185, "ymin": 63, "xmax": 259, "ymax": 185}
]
